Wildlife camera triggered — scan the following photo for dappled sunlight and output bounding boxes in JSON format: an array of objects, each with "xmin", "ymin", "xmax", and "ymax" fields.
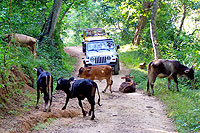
[{"xmin": 119, "ymin": 43, "xmax": 138, "ymax": 53}]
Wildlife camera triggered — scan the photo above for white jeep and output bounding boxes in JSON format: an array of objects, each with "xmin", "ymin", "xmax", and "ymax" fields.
[{"xmin": 82, "ymin": 39, "xmax": 120, "ymax": 75}]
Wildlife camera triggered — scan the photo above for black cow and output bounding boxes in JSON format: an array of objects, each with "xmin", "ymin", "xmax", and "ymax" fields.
[
  {"xmin": 147, "ymin": 59, "xmax": 194, "ymax": 96},
  {"xmin": 55, "ymin": 77, "xmax": 101, "ymax": 120},
  {"xmin": 33, "ymin": 67, "xmax": 53, "ymax": 112}
]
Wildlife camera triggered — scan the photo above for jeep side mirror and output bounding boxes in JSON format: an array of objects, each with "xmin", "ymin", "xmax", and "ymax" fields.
[
  {"xmin": 116, "ymin": 45, "xmax": 120, "ymax": 51},
  {"xmin": 82, "ymin": 42, "xmax": 86, "ymax": 53}
]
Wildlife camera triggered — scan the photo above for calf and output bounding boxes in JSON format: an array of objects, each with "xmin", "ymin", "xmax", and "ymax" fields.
[
  {"xmin": 3, "ymin": 33, "xmax": 37, "ymax": 58},
  {"xmin": 33, "ymin": 67, "xmax": 53, "ymax": 112},
  {"xmin": 55, "ymin": 77, "xmax": 101, "ymax": 120},
  {"xmin": 147, "ymin": 59, "xmax": 194, "ymax": 96},
  {"xmin": 139, "ymin": 62, "xmax": 146, "ymax": 69},
  {"xmin": 119, "ymin": 75, "xmax": 136, "ymax": 93},
  {"xmin": 78, "ymin": 65, "xmax": 113, "ymax": 93}
]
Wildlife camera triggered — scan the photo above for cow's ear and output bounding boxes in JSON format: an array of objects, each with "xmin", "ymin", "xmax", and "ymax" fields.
[
  {"xmin": 86, "ymin": 68, "xmax": 91, "ymax": 73},
  {"xmin": 184, "ymin": 69, "xmax": 190, "ymax": 73},
  {"xmin": 33, "ymin": 68, "xmax": 37, "ymax": 71},
  {"xmin": 69, "ymin": 77, "xmax": 75, "ymax": 81},
  {"xmin": 57, "ymin": 78, "xmax": 62, "ymax": 84},
  {"xmin": 190, "ymin": 65, "xmax": 194, "ymax": 70}
]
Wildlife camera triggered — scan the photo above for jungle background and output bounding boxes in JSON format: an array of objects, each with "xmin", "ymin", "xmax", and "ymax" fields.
[{"xmin": 0, "ymin": 0, "xmax": 199, "ymax": 132}]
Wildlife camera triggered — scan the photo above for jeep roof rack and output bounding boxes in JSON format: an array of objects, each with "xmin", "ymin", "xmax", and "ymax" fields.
[
  {"xmin": 84, "ymin": 28, "xmax": 105, "ymax": 31},
  {"xmin": 86, "ymin": 38, "xmax": 113, "ymax": 42}
]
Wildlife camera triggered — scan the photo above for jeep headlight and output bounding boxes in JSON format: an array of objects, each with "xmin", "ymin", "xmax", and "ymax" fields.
[
  {"xmin": 90, "ymin": 57, "xmax": 95, "ymax": 62},
  {"xmin": 106, "ymin": 56, "xmax": 111, "ymax": 60}
]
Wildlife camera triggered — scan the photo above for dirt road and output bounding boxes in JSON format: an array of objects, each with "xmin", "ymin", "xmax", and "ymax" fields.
[
  {"xmin": 40, "ymin": 46, "xmax": 176, "ymax": 133},
  {"xmin": 0, "ymin": 46, "xmax": 177, "ymax": 133}
]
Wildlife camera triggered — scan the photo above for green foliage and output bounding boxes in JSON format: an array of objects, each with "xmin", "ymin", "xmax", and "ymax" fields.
[
  {"xmin": 36, "ymin": 37, "xmax": 76, "ymax": 80},
  {"xmin": 0, "ymin": 0, "xmax": 51, "ymax": 37},
  {"xmin": 157, "ymin": 86, "xmax": 200, "ymax": 132},
  {"xmin": 0, "ymin": 0, "xmax": 76, "ymax": 119}
]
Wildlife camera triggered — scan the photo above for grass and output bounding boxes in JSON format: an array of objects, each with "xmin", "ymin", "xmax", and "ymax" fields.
[
  {"xmin": 0, "ymin": 37, "xmax": 77, "ymax": 119},
  {"xmin": 119, "ymin": 44, "xmax": 200, "ymax": 132}
]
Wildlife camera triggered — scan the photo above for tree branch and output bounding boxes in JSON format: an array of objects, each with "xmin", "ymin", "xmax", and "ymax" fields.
[{"xmin": 57, "ymin": 0, "xmax": 75, "ymax": 29}]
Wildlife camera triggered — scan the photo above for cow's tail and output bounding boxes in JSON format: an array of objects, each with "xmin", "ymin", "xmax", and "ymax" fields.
[
  {"xmin": 94, "ymin": 82, "xmax": 101, "ymax": 106},
  {"xmin": 48, "ymin": 75, "xmax": 52, "ymax": 101},
  {"xmin": 46, "ymin": 75, "xmax": 52, "ymax": 103},
  {"xmin": 147, "ymin": 61, "xmax": 153, "ymax": 73}
]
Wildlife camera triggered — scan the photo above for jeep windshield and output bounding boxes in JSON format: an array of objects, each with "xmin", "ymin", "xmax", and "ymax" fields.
[
  {"xmin": 86, "ymin": 40, "xmax": 115, "ymax": 51},
  {"xmin": 85, "ymin": 28, "xmax": 106, "ymax": 37}
]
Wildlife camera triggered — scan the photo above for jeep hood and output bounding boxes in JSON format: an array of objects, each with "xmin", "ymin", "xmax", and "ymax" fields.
[
  {"xmin": 86, "ymin": 50, "xmax": 117, "ymax": 57},
  {"xmin": 85, "ymin": 36, "xmax": 107, "ymax": 42}
]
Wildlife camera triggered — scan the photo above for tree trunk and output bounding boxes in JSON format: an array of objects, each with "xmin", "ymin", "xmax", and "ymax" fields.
[
  {"xmin": 173, "ymin": 4, "xmax": 186, "ymax": 49},
  {"xmin": 39, "ymin": 0, "xmax": 62, "ymax": 42},
  {"xmin": 150, "ymin": 0, "xmax": 161, "ymax": 60},
  {"xmin": 132, "ymin": 1, "xmax": 152, "ymax": 45}
]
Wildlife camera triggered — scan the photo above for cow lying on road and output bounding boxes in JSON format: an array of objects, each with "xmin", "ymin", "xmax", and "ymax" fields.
[
  {"xmin": 33, "ymin": 67, "xmax": 53, "ymax": 112},
  {"xmin": 147, "ymin": 59, "xmax": 194, "ymax": 96},
  {"xmin": 119, "ymin": 75, "xmax": 136, "ymax": 93},
  {"xmin": 78, "ymin": 65, "xmax": 113, "ymax": 93},
  {"xmin": 56, "ymin": 77, "xmax": 101, "ymax": 120}
]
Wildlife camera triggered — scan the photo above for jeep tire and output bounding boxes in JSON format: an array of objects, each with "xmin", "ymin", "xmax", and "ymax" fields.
[{"xmin": 114, "ymin": 60, "xmax": 120, "ymax": 75}]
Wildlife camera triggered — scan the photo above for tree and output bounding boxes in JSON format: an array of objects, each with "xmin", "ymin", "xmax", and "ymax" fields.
[
  {"xmin": 132, "ymin": 1, "xmax": 152, "ymax": 45},
  {"xmin": 173, "ymin": 1, "xmax": 187, "ymax": 49},
  {"xmin": 150, "ymin": 0, "xmax": 161, "ymax": 60},
  {"xmin": 39, "ymin": 0, "xmax": 62, "ymax": 42}
]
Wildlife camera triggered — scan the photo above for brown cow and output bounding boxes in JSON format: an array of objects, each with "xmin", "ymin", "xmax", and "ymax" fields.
[
  {"xmin": 78, "ymin": 65, "xmax": 113, "ymax": 93},
  {"xmin": 139, "ymin": 62, "xmax": 146, "ymax": 69},
  {"xmin": 3, "ymin": 33, "xmax": 37, "ymax": 58},
  {"xmin": 119, "ymin": 75, "xmax": 136, "ymax": 93}
]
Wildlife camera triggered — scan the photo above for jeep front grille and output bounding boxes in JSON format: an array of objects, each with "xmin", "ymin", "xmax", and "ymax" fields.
[{"xmin": 95, "ymin": 56, "xmax": 106, "ymax": 63}]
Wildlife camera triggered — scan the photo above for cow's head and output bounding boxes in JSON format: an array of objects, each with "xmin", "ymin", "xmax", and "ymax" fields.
[
  {"xmin": 56, "ymin": 77, "xmax": 74, "ymax": 92},
  {"xmin": 184, "ymin": 66, "xmax": 194, "ymax": 80},
  {"xmin": 33, "ymin": 67, "xmax": 44, "ymax": 77},
  {"xmin": 121, "ymin": 75, "xmax": 133, "ymax": 82},
  {"xmin": 2, "ymin": 34, "xmax": 11, "ymax": 43},
  {"xmin": 78, "ymin": 67, "xmax": 91, "ymax": 78}
]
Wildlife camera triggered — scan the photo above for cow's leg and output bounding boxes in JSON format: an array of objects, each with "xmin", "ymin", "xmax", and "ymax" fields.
[
  {"xmin": 35, "ymin": 86, "xmax": 40, "ymax": 109},
  {"xmin": 109, "ymin": 79, "xmax": 113, "ymax": 93},
  {"xmin": 78, "ymin": 98, "xmax": 86, "ymax": 117},
  {"xmin": 168, "ymin": 78, "xmax": 171, "ymax": 90},
  {"xmin": 102, "ymin": 79, "xmax": 111, "ymax": 93},
  {"xmin": 43, "ymin": 93, "xmax": 49, "ymax": 112},
  {"xmin": 48, "ymin": 78, "xmax": 53, "ymax": 112},
  {"xmin": 147, "ymin": 79, "xmax": 150, "ymax": 95},
  {"xmin": 87, "ymin": 97, "xmax": 95, "ymax": 120},
  {"xmin": 149, "ymin": 75, "xmax": 157, "ymax": 96},
  {"xmin": 48, "ymin": 94, "xmax": 52, "ymax": 112},
  {"xmin": 172, "ymin": 74, "xmax": 179, "ymax": 92},
  {"xmin": 62, "ymin": 96, "xmax": 70, "ymax": 110},
  {"xmin": 102, "ymin": 85, "xmax": 108, "ymax": 93}
]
